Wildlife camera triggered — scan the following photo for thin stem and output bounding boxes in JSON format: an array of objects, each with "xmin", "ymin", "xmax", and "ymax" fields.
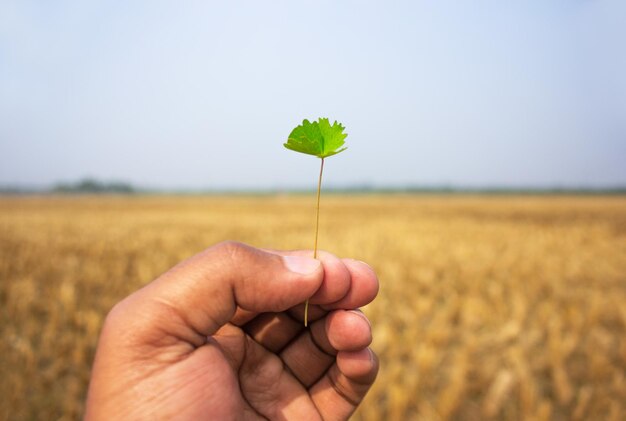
[
  {"xmin": 313, "ymin": 158, "xmax": 324, "ymax": 259},
  {"xmin": 305, "ymin": 157, "xmax": 325, "ymax": 327}
]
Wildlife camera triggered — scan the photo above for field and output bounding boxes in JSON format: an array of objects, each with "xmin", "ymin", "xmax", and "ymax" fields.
[{"xmin": 1, "ymin": 195, "xmax": 625, "ymax": 420}]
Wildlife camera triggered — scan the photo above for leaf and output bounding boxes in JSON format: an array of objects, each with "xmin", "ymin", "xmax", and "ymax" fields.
[{"xmin": 284, "ymin": 118, "xmax": 348, "ymax": 158}]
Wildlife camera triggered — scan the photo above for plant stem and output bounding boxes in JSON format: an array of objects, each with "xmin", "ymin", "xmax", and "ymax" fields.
[{"xmin": 305, "ymin": 157, "xmax": 325, "ymax": 327}]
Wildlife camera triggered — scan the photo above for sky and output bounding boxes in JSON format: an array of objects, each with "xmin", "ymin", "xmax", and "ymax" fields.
[{"xmin": 1, "ymin": 0, "xmax": 625, "ymax": 190}]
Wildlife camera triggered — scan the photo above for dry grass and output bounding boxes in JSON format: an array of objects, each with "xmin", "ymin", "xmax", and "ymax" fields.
[{"xmin": 1, "ymin": 194, "xmax": 625, "ymax": 420}]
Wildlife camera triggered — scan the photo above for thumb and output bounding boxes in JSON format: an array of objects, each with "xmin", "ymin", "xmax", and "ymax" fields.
[{"xmin": 113, "ymin": 241, "xmax": 322, "ymax": 342}]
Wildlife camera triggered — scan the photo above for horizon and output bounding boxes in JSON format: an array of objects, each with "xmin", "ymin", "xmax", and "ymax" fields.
[{"xmin": 2, "ymin": 177, "xmax": 626, "ymax": 195}]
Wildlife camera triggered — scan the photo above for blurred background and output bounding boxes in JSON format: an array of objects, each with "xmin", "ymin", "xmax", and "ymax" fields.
[{"xmin": 1, "ymin": 1, "xmax": 625, "ymax": 420}]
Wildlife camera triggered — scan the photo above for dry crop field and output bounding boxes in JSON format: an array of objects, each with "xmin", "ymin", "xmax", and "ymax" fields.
[{"xmin": 1, "ymin": 194, "xmax": 625, "ymax": 420}]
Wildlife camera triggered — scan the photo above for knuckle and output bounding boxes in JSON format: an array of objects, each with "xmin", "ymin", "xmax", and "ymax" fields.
[
  {"xmin": 99, "ymin": 297, "xmax": 135, "ymax": 339},
  {"xmin": 213, "ymin": 240, "xmax": 248, "ymax": 259},
  {"xmin": 208, "ymin": 241, "xmax": 255, "ymax": 274}
]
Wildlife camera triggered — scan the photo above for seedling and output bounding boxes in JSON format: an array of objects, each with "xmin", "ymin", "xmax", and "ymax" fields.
[{"xmin": 284, "ymin": 118, "xmax": 348, "ymax": 327}]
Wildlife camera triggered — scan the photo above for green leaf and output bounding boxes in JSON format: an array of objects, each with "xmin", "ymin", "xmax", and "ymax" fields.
[{"xmin": 284, "ymin": 118, "xmax": 348, "ymax": 158}]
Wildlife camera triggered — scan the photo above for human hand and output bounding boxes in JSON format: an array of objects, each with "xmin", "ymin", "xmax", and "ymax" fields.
[{"xmin": 85, "ymin": 241, "xmax": 379, "ymax": 420}]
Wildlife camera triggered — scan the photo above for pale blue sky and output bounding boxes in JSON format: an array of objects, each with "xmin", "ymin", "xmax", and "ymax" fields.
[{"xmin": 1, "ymin": 0, "xmax": 625, "ymax": 189}]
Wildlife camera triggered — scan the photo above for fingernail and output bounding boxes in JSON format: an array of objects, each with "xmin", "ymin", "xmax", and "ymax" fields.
[
  {"xmin": 356, "ymin": 260, "xmax": 374, "ymax": 271},
  {"xmin": 283, "ymin": 255, "xmax": 321, "ymax": 275},
  {"xmin": 345, "ymin": 258, "xmax": 375, "ymax": 272},
  {"xmin": 349, "ymin": 309, "xmax": 372, "ymax": 328}
]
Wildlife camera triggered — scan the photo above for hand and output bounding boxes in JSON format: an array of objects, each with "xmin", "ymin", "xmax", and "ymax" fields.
[{"xmin": 85, "ymin": 241, "xmax": 379, "ymax": 420}]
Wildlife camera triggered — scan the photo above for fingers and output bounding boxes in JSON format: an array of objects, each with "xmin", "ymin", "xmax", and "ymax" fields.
[
  {"xmin": 322, "ymin": 258, "xmax": 379, "ymax": 310},
  {"xmin": 279, "ymin": 329, "xmax": 335, "ymax": 387},
  {"xmin": 238, "ymin": 310, "xmax": 375, "ymax": 421},
  {"xmin": 309, "ymin": 348, "xmax": 379, "ymax": 421},
  {"xmin": 263, "ymin": 249, "xmax": 353, "ymax": 305},
  {"xmin": 243, "ymin": 312, "xmax": 302, "ymax": 352},
  {"xmin": 237, "ymin": 252, "xmax": 377, "ymax": 329},
  {"xmin": 286, "ymin": 258, "xmax": 379, "ymax": 325},
  {"xmin": 257, "ymin": 250, "xmax": 378, "ymax": 311},
  {"xmin": 243, "ymin": 256, "xmax": 378, "ymax": 352},
  {"xmin": 238, "ymin": 337, "xmax": 322, "ymax": 421},
  {"xmin": 112, "ymin": 241, "xmax": 324, "ymax": 345},
  {"xmin": 324, "ymin": 310, "xmax": 372, "ymax": 352},
  {"xmin": 279, "ymin": 310, "xmax": 372, "ymax": 387},
  {"xmin": 308, "ymin": 252, "xmax": 352, "ymax": 304}
]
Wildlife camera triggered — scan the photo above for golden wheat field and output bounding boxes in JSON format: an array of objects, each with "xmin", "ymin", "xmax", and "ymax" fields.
[{"xmin": 1, "ymin": 194, "xmax": 625, "ymax": 420}]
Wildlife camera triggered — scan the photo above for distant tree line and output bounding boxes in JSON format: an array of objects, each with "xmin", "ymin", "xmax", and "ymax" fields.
[
  {"xmin": 1, "ymin": 179, "xmax": 625, "ymax": 195},
  {"xmin": 52, "ymin": 178, "xmax": 135, "ymax": 194}
]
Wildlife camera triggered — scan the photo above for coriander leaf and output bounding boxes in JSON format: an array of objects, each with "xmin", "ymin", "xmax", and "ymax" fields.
[{"xmin": 284, "ymin": 118, "xmax": 348, "ymax": 158}]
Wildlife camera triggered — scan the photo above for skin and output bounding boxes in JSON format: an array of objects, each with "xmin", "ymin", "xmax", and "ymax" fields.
[{"xmin": 85, "ymin": 241, "xmax": 379, "ymax": 420}]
